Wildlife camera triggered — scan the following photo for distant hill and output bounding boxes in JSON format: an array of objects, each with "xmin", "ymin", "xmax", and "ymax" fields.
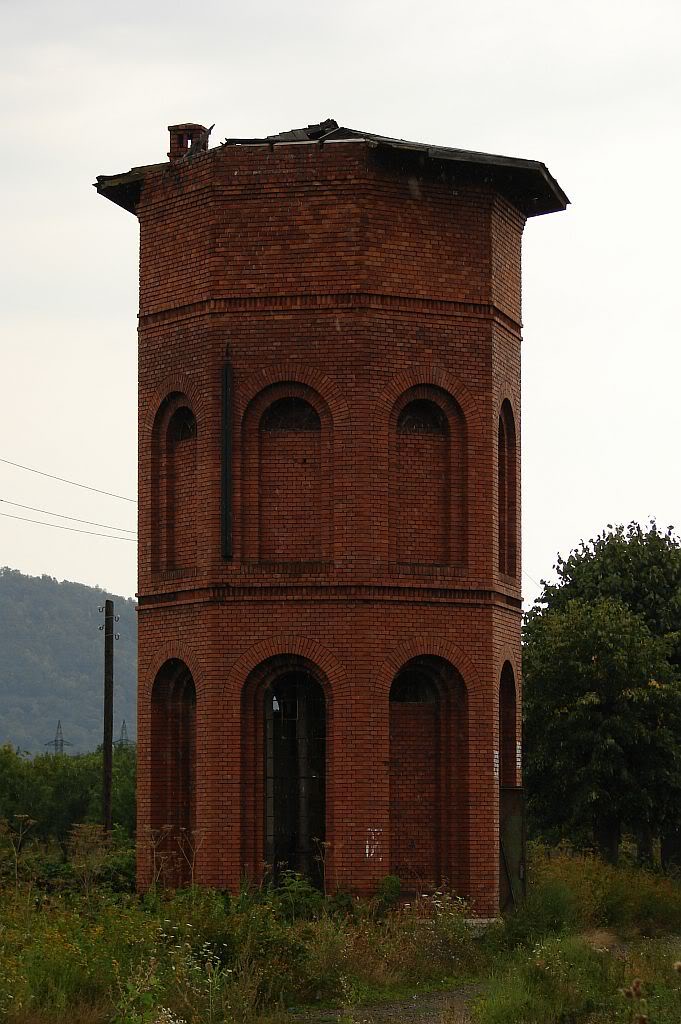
[{"xmin": 0, "ymin": 568, "xmax": 136, "ymax": 753}]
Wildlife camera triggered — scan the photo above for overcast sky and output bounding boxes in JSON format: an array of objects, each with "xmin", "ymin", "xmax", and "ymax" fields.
[{"xmin": 1, "ymin": 0, "xmax": 679, "ymax": 603}]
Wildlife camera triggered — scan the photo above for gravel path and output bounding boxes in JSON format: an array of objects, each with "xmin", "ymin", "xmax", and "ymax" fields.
[{"xmin": 288, "ymin": 985, "xmax": 478, "ymax": 1023}]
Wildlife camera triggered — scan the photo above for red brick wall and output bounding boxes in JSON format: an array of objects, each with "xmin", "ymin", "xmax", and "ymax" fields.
[
  {"xmin": 390, "ymin": 703, "xmax": 440, "ymax": 882},
  {"xmin": 259, "ymin": 404, "xmax": 323, "ymax": 562},
  {"xmin": 128, "ymin": 137, "xmax": 529, "ymax": 916}
]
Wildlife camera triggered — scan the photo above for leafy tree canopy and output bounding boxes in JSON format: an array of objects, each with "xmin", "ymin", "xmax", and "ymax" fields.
[
  {"xmin": 538, "ymin": 521, "xmax": 681, "ymax": 662},
  {"xmin": 0, "ymin": 743, "xmax": 136, "ymax": 845},
  {"xmin": 524, "ymin": 522, "xmax": 681, "ymax": 861}
]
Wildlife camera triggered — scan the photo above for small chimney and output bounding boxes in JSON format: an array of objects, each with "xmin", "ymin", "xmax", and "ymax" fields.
[{"xmin": 168, "ymin": 123, "xmax": 209, "ymax": 161}]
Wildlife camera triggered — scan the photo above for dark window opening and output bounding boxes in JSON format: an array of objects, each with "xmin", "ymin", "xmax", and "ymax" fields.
[
  {"xmin": 397, "ymin": 398, "xmax": 448, "ymax": 435},
  {"xmin": 261, "ymin": 397, "xmax": 321, "ymax": 432},
  {"xmin": 168, "ymin": 407, "xmax": 197, "ymax": 443},
  {"xmin": 390, "ymin": 669, "xmax": 439, "ymax": 703},
  {"xmin": 264, "ymin": 672, "xmax": 326, "ymax": 885},
  {"xmin": 498, "ymin": 401, "xmax": 517, "ymax": 577}
]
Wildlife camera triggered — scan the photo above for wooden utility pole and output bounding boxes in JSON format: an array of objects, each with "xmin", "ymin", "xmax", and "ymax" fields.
[{"xmin": 102, "ymin": 599, "xmax": 114, "ymax": 832}]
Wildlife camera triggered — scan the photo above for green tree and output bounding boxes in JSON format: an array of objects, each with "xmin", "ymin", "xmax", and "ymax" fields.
[
  {"xmin": 540, "ymin": 521, "xmax": 681, "ymax": 665},
  {"xmin": 524, "ymin": 597, "xmax": 681, "ymax": 863},
  {"xmin": 0, "ymin": 743, "xmax": 136, "ymax": 853}
]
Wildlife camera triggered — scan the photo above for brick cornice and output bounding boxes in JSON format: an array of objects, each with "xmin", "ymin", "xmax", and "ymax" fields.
[
  {"xmin": 138, "ymin": 292, "xmax": 522, "ymax": 335},
  {"xmin": 136, "ymin": 581, "xmax": 522, "ymax": 610}
]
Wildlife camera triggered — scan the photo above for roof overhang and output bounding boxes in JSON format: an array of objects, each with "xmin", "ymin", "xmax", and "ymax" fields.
[
  {"xmin": 95, "ymin": 124, "xmax": 569, "ymax": 218},
  {"xmin": 94, "ymin": 164, "xmax": 155, "ymax": 214}
]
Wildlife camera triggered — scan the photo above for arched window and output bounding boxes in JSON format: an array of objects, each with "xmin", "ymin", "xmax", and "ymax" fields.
[
  {"xmin": 166, "ymin": 407, "xmax": 197, "ymax": 570},
  {"xmin": 240, "ymin": 653, "xmax": 329, "ymax": 888},
  {"xmin": 259, "ymin": 397, "xmax": 323, "ymax": 562},
  {"xmin": 391, "ymin": 388, "xmax": 466, "ymax": 567},
  {"xmin": 151, "ymin": 396, "xmax": 197, "ymax": 573},
  {"xmin": 499, "ymin": 662, "xmax": 517, "ymax": 788},
  {"xmin": 264, "ymin": 671, "xmax": 326, "ymax": 884},
  {"xmin": 499, "ymin": 661, "xmax": 521, "ymax": 912},
  {"xmin": 498, "ymin": 401, "xmax": 517, "ymax": 577},
  {"xmin": 150, "ymin": 659, "xmax": 197, "ymax": 885},
  {"xmin": 396, "ymin": 399, "xmax": 449, "ymax": 565},
  {"xmin": 389, "ymin": 656, "xmax": 468, "ymax": 889}
]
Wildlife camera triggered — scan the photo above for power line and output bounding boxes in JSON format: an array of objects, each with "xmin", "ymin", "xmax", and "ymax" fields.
[
  {"xmin": 523, "ymin": 569, "xmax": 542, "ymax": 589},
  {"xmin": 0, "ymin": 498, "xmax": 136, "ymax": 534},
  {"xmin": 0, "ymin": 457, "xmax": 137, "ymax": 504},
  {"xmin": 0, "ymin": 510, "xmax": 136, "ymax": 542}
]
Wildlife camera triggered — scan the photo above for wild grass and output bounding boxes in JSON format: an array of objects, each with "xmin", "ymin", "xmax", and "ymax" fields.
[
  {"xmin": 3, "ymin": 841, "xmax": 681, "ymax": 1023},
  {"xmin": 0, "ymin": 855, "xmax": 481, "ymax": 1024},
  {"xmin": 471, "ymin": 847, "xmax": 681, "ymax": 1023}
]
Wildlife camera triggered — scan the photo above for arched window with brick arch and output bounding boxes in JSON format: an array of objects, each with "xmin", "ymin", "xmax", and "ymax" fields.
[
  {"xmin": 498, "ymin": 400, "xmax": 517, "ymax": 577},
  {"xmin": 151, "ymin": 394, "xmax": 198, "ymax": 572},
  {"xmin": 499, "ymin": 661, "xmax": 522, "ymax": 911},
  {"xmin": 150, "ymin": 658, "xmax": 196, "ymax": 885},
  {"xmin": 389, "ymin": 655, "xmax": 468, "ymax": 890},
  {"xmin": 241, "ymin": 384, "xmax": 332, "ymax": 565},
  {"xmin": 240, "ymin": 653, "xmax": 329, "ymax": 888},
  {"xmin": 390, "ymin": 386, "xmax": 466, "ymax": 567},
  {"xmin": 499, "ymin": 661, "xmax": 517, "ymax": 788}
]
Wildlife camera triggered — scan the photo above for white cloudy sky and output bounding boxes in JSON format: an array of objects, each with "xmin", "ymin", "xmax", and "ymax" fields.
[{"xmin": 1, "ymin": 0, "xmax": 679, "ymax": 603}]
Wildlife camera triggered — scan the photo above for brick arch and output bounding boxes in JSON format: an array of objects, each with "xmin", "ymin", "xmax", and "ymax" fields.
[
  {"xmin": 139, "ymin": 643, "xmax": 208, "ymax": 705},
  {"xmin": 141, "ymin": 373, "xmax": 208, "ymax": 440},
  {"xmin": 144, "ymin": 652, "xmax": 200, "ymax": 886},
  {"xmin": 233, "ymin": 636, "xmax": 348, "ymax": 884},
  {"xmin": 375, "ymin": 367, "xmax": 480, "ymax": 571},
  {"xmin": 225, "ymin": 634, "xmax": 349, "ymax": 702},
  {"xmin": 375, "ymin": 364, "xmax": 481, "ymax": 435},
  {"xmin": 495, "ymin": 647, "xmax": 520, "ymax": 691},
  {"xmin": 237, "ymin": 362, "xmax": 350, "ymax": 428},
  {"xmin": 497, "ymin": 393, "xmax": 518, "ymax": 422},
  {"xmin": 497, "ymin": 398, "xmax": 518, "ymax": 577},
  {"xmin": 498, "ymin": 658, "xmax": 520, "ymax": 788},
  {"xmin": 391, "ymin": 384, "xmax": 466, "ymax": 567},
  {"xmin": 379, "ymin": 638, "xmax": 475, "ymax": 892},
  {"xmin": 143, "ymin": 378, "xmax": 206, "ymax": 578},
  {"xmin": 376, "ymin": 635, "xmax": 483, "ymax": 703},
  {"xmin": 240, "ymin": 377, "xmax": 338, "ymax": 565}
]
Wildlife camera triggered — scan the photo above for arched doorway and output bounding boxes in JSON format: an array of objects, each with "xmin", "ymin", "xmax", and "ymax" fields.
[
  {"xmin": 264, "ymin": 671, "xmax": 326, "ymax": 882},
  {"xmin": 389, "ymin": 655, "xmax": 467, "ymax": 890},
  {"xmin": 150, "ymin": 658, "xmax": 197, "ymax": 885},
  {"xmin": 499, "ymin": 661, "xmax": 523, "ymax": 911}
]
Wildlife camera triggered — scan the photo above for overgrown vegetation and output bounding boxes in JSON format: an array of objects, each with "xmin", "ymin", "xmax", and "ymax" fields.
[
  {"xmin": 1, "ymin": 842, "xmax": 681, "ymax": 1022},
  {"xmin": 0, "ymin": 744, "xmax": 136, "ymax": 846},
  {"xmin": 471, "ymin": 850, "xmax": 681, "ymax": 1024}
]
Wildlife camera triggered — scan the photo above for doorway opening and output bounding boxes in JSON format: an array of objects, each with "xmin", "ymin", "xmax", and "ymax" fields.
[{"xmin": 264, "ymin": 672, "xmax": 326, "ymax": 885}]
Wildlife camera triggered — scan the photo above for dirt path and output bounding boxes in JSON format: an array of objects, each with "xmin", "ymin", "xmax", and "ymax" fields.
[{"xmin": 289, "ymin": 985, "xmax": 478, "ymax": 1023}]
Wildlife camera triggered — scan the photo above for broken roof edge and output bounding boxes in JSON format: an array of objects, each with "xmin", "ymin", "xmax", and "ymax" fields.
[{"xmin": 95, "ymin": 125, "xmax": 569, "ymax": 217}]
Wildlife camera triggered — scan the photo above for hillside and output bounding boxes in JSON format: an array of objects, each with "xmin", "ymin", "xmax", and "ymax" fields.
[{"xmin": 0, "ymin": 568, "xmax": 136, "ymax": 753}]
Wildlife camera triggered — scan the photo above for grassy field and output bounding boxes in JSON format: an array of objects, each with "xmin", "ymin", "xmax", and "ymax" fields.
[{"xmin": 1, "ymin": 837, "xmax": 681, "ymax": 1023}]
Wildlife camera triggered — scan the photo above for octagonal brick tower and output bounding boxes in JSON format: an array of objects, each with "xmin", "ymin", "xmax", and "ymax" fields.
[{"xmin": 97, "ymin": 119, "xmax": 567, "ymax": 915}]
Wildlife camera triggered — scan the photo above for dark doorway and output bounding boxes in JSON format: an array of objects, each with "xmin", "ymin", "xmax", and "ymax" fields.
[{"xmin": 264, "ymin": 672, "xmax": 326, "ymax": 884}]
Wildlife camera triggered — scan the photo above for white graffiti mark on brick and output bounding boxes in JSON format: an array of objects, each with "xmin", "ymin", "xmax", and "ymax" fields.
[{"xmin": 365, "ymin": 827, "xmax": 383, "ymax": 860}]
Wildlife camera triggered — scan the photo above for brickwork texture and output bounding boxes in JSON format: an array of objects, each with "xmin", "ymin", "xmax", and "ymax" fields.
[{"xmin": 97, "ymin": 123, "xmax": 566, "ymax": 915}]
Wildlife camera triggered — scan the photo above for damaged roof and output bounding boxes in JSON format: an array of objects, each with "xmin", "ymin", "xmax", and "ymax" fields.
[{"xmin": 96, "ymin": 118, "xmax": 569, "ymax": 217}]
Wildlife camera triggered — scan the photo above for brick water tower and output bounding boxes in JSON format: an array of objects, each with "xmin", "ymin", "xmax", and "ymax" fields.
[{"xmin": 97, "ymin": 119, "xmax": 567, "ymax": 915}]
